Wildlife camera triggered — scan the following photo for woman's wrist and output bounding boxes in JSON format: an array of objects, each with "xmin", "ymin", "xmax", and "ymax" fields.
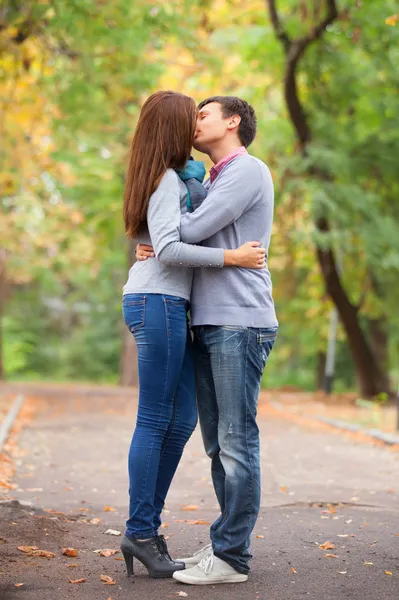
[{"xmin": 223, "ymin": 249, "xmax": 238, "ymax": 266}]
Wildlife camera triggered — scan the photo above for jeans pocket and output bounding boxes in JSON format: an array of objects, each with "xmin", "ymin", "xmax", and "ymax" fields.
[
  {"xmin": 164, "ymin": 295, "xmax": 187, "ymax": 306},
  {"xmin": 122, "ymin": 296, "xmax": 146, "ymax": 333}
]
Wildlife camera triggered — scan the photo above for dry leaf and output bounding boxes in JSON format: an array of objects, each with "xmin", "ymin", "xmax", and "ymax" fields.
[
  {"xmin": 319, "ymin": 541, "xmax": 335, "ymax": 551},
  {"xmin": 18, "ymin": 546, "xmax": 39, "ymax": 553},
  {"xmin": 338, "ymin": 571, "xmax": 347, "ymax": 575},
  {"xmin": 68, "ymin": 578, "xmax": 86, "ymax": 584},
  {"xmin": 364, "ymin": 562, "xmax": 373, "ymax": 566},
  {"xmin": 15, "ymin": 583, "xmax": 24, "ymax": 588},
  {"xmin": 100, "ymin": 575, "xmax": 116, "ymax": 585},
  {"xmin": 104, "ymin": 505, "xmax": 116, "ymax": 512},
  {"xmin": 0, "ymin": 537, "xmax": 6, "ymax": 544},
  {"xmin": 181, "ymin": 504, "xmax": 199, "ymax": 511},
  {"xmin": 100, "ymin": 550, "xmax": 119, "ymax": 557},
  {"xmin": 337, "ymin": 534, "xmax": 349, "ymax": 538},
  {"xmin": 67, "ymin": 564, "xmax": 77, "ymax": 568},
  {"xmin": 385, "ymin": 571, "xmax": 393, "ymax": 576},
  {"xmin": 33, "ymin": 550, "xmax": 56, "ymax": 558},
  {"xmin": 291, "ymin": 567, "xmax": 297, "ymax": 574},
  {"xmin": 280, "ymin": 486, "xmax": 288, "ymax": 494},
  {"xmin": 105, "ymin": 529, "xmax": 121, "ymax": 536},
  {"xmin": 43, "ymin": 509, "xmax": 65, "ymax": 516},
  {"xmin": 324, "ymin": 554, "xmax": 338, "ymax": 558},
  {"xmin": 62, "ymin": 548, "xmax": 78, "ymax": 557},
  {"xmin": 178, "ymin": 593, "xmax": 188, "ymax": 597},
  {"xmin": 114, "ymin": 557, "xmax": 124, "ymax": 561},
  {"xmin": 90, "ymin": 518, "xmax": 102, "ymax": 525},
  {"xmin": 161, "ymin": 523, "xmax": 169, "ymax": 528},
  {"xmin": 256, "ymin": 535, "xmax": 265, "ymax": 539},
  {"xmin": 0, "ymin": 480, "xmax": 15, "ymax": 490}
]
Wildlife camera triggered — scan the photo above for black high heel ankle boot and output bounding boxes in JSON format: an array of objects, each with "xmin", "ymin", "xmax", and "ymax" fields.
[{"xmin": 120, "ymin": 535, "xmax": 185, "ymax": 579}]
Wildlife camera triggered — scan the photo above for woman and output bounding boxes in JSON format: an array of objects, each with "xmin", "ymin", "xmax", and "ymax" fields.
[{"xmin": 120, "ymin": 90, "xmax": 266, "ymax": 579}]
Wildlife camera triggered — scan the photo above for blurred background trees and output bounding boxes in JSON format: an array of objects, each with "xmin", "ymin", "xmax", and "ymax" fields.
[{"xmin": 1, "ymin": 0, "xmax": 398, "ymax": 398}]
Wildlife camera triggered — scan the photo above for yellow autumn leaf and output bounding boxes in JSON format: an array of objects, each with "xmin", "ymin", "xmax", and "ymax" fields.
[{"xmin": 319, "ymin": 541, "xmax": 335, "ymax": 550}]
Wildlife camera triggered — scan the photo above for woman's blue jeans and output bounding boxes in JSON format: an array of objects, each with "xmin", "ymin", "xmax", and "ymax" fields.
[{"xmin": 122, "ymin": 293, "xmax": 197, "ymax": 538}]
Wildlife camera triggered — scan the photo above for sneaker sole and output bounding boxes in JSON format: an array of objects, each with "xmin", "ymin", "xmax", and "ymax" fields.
[{"xmin": 173, "ymin": 573, "xmax": 248, "ymax": 585}]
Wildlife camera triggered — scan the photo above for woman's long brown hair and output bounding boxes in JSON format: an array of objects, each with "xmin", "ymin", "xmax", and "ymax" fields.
[{"xmin": 123, "ymin": 91, "xmax": 197, "ymax": 239}]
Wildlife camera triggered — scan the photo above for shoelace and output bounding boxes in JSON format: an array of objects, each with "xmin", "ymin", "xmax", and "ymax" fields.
[
  {"xmin": 157, "ymin": 535, "xmax": 172, "ymax": 560},
  {"xmin": 150, "ymin": 536, "xmax": 164, "ymax": 559},
  {"xmin": 192, "ymin": 543, "xmax": 212, "ymax": 557},
  {"xmin": 197, "ymin": 550, "xmax": 215, "ymax": 574}
]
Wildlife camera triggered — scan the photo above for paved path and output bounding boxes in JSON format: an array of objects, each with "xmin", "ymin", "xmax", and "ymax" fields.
[{"xmin": 0, "ymin": 385, "xmax": 398, "ymax": 599}]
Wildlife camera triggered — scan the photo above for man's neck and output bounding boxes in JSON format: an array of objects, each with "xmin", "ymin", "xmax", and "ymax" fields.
[{"xmin": 208, "ymin": 139, "xmax": 243, "ymax": 165}]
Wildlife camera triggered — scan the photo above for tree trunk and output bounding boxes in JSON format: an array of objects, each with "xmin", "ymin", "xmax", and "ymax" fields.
[
  {"xmin": 266, "ymin": 0, "xmax": 391, "ymax": 398},
  {"xmin": 119, "ymin": 239, "xmax": 138, "ymax": 387},
  {"xmin": 368, "ymin": 317, "xmax": 391, "ymax": 395},
  {"xmin": 316, "ymin": 351, "xmax": 326, "ymax": 390}
]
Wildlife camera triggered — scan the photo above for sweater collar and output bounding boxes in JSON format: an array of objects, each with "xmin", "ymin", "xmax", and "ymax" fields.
[{"xmin": 209, "ymin": 146, "xmax": 247, "ymax": 183}]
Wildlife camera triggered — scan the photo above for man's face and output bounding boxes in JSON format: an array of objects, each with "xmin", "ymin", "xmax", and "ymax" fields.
[{"xmin": 193, "ymin": 102, "xmax": 230, "ymax": 152}]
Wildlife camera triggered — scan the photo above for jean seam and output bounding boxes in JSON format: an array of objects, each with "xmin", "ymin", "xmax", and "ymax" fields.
[
  {"xmin": 244, "ymin": 330, "xmax": 255, "ymax": 545},
  {"xmin": 133, "ymin": 299, "xmax": 170, "ymax": 536}
]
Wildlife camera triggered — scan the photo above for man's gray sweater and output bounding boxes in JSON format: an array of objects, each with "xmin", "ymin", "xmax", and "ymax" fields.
[{"xmin": 180, "ymin": 154, "xmax": 278, "ymax": 328}]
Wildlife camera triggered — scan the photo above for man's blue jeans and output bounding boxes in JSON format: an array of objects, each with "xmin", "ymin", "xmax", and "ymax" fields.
[
  {"xmin": 122, "ymin": 293, "xmax": 197, "ymax": 538},
  {"xmin": 193, "ymin": 325, "xmax": 277, "ymax": 574}
]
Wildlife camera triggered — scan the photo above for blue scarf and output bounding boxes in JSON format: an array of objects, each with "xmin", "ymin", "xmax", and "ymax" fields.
[{"xmin": 176, "ymin": 158, "xmax": 207, "ymax": 211}]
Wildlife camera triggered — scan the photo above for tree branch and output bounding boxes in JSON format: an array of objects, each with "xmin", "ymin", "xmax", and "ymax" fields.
[{"xmin": 266, "ymin": 0, "xmax": 291, "ymax": 52}]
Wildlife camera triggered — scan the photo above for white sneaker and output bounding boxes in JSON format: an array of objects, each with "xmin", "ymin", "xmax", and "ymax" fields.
[
  {"xmin": 172, "ymin": 551, "xmax": 248, "ymax": 585},
  {"xmin": 176, "ymin": 543, "xmax": 212, "ymax": 566}
]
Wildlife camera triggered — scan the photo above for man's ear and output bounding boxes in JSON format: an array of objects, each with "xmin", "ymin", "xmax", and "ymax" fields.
[{"xmin": 227, "ymin": 114, "xmax": 241, "ymax": 131}]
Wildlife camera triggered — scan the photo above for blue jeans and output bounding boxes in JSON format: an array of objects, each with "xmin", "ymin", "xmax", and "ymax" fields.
[
  {"xmin": 122, "ymin": 293, "xmax": 197, "ymax": 538},
  {"xmin": 193, "ymin": 325, "xmax": 277, "ymax": 574}
]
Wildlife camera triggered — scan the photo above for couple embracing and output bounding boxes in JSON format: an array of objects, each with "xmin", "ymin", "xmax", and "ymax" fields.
[{"xmin": 120, "ymin": 91, "xmax": 278, "ymax": 585}]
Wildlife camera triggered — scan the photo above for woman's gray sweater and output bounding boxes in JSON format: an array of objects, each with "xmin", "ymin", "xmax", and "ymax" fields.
[{"xmin": 122, "ymin": 169, "xmax": 224, "ymax": 301}]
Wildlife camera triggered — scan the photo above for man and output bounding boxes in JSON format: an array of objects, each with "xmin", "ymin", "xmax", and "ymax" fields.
[{"xmin": 136, "ymin": 96, "xmax": 278, "ymax": 584}]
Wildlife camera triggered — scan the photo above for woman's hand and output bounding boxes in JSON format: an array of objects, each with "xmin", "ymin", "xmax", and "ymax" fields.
[
  {"xmin": 224, "ymin": 242, "xmax": 266, "ymax": 269},
  {"xmin": 136, "ymin": 244, "xmax": 155, "ymax": 261}
]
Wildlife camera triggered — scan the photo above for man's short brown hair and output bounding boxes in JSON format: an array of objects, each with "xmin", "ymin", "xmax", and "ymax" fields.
[{"xmin": 198, "ymin": 96, "xmax": 257, "ymax": 148}]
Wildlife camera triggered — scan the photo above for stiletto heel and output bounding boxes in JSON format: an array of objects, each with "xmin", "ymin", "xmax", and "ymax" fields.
[
  {"xmin": 120, "ymin": 535, "xmax": 184, "ymax": 578},
  {"xmin": 122, "ymin": 550, "xmax": 134, "ymax": 577}
]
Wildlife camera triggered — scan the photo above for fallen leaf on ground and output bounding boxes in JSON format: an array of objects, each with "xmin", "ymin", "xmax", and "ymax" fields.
[
  {"xmin": 186, "ymin": 520, "xmax": 210, "ymax": 525},
  {"xmin": 90, "ymin": 518, "xmax": 102, "ymax": 525},
  {"xmin": 291, "ymin": 567, "xmax": 297, "ymax": 574},
  {"xmin": 338, "ymin": 571, "xmax": 347, "ymax": 575},
  {"xmin": 67, "ymin": 564, "xmax": 77, "ymax": 568},
  {"xmin": 18, "ymin": 546, "xmax": 55, "ymax": 558},
  {"xmin": 161, "ymin": 523, "xmax": 169, "ymax": 528},
  {"xmin": 0, "ymin": 537, "xmax": 7, "ymax": 544},
  {"xmin": 324, "ymin": 554, "xmax": 338, "ymax": 558},
  {"xmin": 337, "ymin": 534, "xmax": 349, "ymax": 538},
  {"xmin": 104, "ymin": 505, "xmax": 116, "ymax": 512},
  {"xmin": 18, "ymin": 546, "xmax": 39, "ymax": 553},
  {"xmin": 97, "ymin": 549, "xmax": 119, "ymax": 557},
  {"xmin": 385, "ymin": 571, "xmax": 392, "ymax": 576},
  {"xmin": 100, "ymin": 575, "xmax": 116, "ymax": 585},
  {"xmin": 364, "ymin": 562, "xmax": 373, "ymax": 566},
  {"xmin": 178, "ymin": 593, "xmax": 188, "ymax": 597},
  {"xmin": 181, "ymin": 504, "xmax": 199, "ymax": 511},
  {"xmin": 105, "ymin": 529, "xmax": 121, "ymax": 536},
  {"xmin": 319, "ymin": 541, "xmax": 335, "ymax": 551},
  {"xmin": 62, "ymin": 548, "xmax": 78, "ymax": 557},
  {"xmin": 0, "ymin": 481, "xmax": 16, "ymax": 489},
  {"xmin": 280, "ymin": 486, "xmax": 288, "ymax": 494},
  {"xmin": 32, "ymin": 550, "xmax": 56, "ymax": 558},
  {"xmin": 68, "ymin": 578, "xmax": 86, "ymax": 584},
  {"xmin": 256, "ymin": 535, "xmax": 265, "ymax": 539},
  {"xmin": 15, "ymin": 583, "xmax": 24, "ymax": 588},
  {"xmin": 345, "ymin": 519, "xmax": 353, "ymax": 524},
  {"xmin": 114, "ymin": 557, "xmax": 124, "ymax": 561},
  {"xmin": 79, "ymin": 507, "xmax": 89, "ymax": 512}
]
